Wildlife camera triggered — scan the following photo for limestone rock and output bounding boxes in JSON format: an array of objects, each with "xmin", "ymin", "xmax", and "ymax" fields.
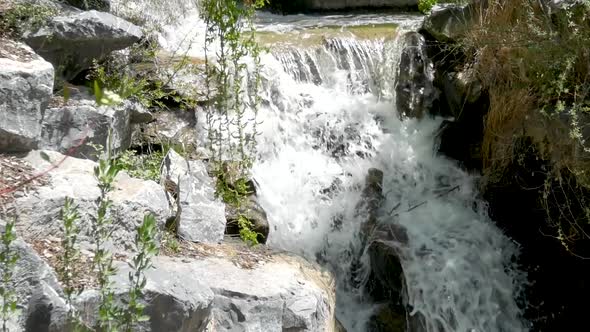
[
  {"xmin": 24, "ymin": 10, "xmax": 142, "ymax": 80},
  {"xmin": 395, "ymin": 31, "xmax": 437, "ymax": 119},
  {"xmin": 24, "ymin": 283, "xmax": 69, "ymax": 332},
  {"xmin": 4, "ymin": 221, "xmax": 336, "ymax": 332},
  {"xmin": 40, "ymin": 90, "xmax": 133, "ymax": 159},
  {"xmin": 15, "ymin": 150, "xmax": 170, "ymax": 251},
  {"xmin": 73, "ymin": 252, "xmax": 335, "ymax": 331},
  {"xmin": 0, "ymin": 219, "xmax": 66, "ymax": 332},
  {"xmin": 75, "ymin": 259, "xmax": 215, "ymax": 331},
  {"xmin": 0, "ymin": 39, "xmax": 54, "ymax": 152},
  {"xmin": 160, "ymin": 149, "xmax": 226, "ymax": 243},
  {"xmin": 196, "ymin": 253, "xmax": 336, "ymax": 331}
]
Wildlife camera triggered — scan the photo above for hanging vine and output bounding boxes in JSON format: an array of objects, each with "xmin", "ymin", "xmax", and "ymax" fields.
[
  {"xmin": 202, "ymin": 0, "xmax": 267, "ymax": 245},
  {"xmin": 203, "ymin": 0, "xmax": 266, "ymax": 173}
]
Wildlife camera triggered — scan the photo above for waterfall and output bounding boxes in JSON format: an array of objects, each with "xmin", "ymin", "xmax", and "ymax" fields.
[{"xmin": 154, "ymin": 9, "xmax": 528, "ymax": 332}]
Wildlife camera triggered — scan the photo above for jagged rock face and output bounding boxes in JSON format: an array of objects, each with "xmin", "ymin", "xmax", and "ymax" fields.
[
  {"xmin": 160, "ymin": 149, "xmax": 227, "ymax": 244},
  {"xmin": 395, "ymin": 32, "xmax": 437, "ymax": 119},
  {"xmin": 0, "ymin": 220, "xmax": 67, "ymax": 332},
  {"xmin": 5, "ymin": 215, "xmax": 337, "ymax": 332},
  {"xmin": 131, "ymin": 107, "xmax": 200, "ymax": 158},
  {"xmin": 0, "ymin": 39, "xmax": 54, "ymax": 152},
  {"xmin": 24, "ymin": 10, "xmax": 142, "ymax": 81},
  {"xmin": 77, "ymin": 254, "xmax": 336, "ymax": 331},
  {"xmin": 202, "ymin": 254, "xmax": 336, "ymax": 331},
  {"xmin": 15, "ymin": 150, "xmax": 171, "ymax": 252},
  {"xmin": 40, "ymin": 89, "xmax": 135, "ymax": 159}
]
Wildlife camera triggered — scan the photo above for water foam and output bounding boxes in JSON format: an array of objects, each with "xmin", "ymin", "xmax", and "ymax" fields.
[{"xmin": 152, "ymin": 8, "xmax": 528, "ymax": 331}]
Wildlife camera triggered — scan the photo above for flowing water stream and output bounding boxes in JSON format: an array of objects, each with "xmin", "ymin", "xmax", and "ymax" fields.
[{"xmin": 135, "ymin": 4, "xmax": 529, "ymax": 331}]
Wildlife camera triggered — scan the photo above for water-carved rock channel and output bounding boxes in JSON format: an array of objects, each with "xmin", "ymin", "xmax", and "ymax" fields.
[{"xmin": 0, "ymin": 2, "xmax": 535, "ymax": 331}]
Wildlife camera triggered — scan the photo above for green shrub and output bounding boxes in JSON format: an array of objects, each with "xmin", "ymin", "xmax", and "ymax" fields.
[
  {"xmin": 418, "ymin": 0, "xmax": 437, "ymax": 13},
  {"xmin": 91, "ymin": 140, "xmax": 124, "ymax": 331},
  {"xmin": 58, "ymin": 197, "xmax": 83, "ymax": 326},
  {"xmin": 89, "ymin": 39, "xmax": 196, "ymax": 111},
  {"xmin": 462, "ymin": 0, "xmax": 590, "ymax": 255},
  {"xmin": 214, "ymin": 166, "xmax": 260, "ymax": 245},
  {"xmin": 0, "ymin": 3, "xmax": 57, "ymax": 38},
  {"xmin": 203, "ymin": 0, "xmax": 267, "ymax": 246},
  {"xmin": 0, "ymin": 218, "xmax": 18, "ymax": 332},
  {"xmin": 237, "ymin": 215, "xmax": 259, "ymax": 247},
  {"xmin": 91, "ymin": 135, "xmax": 160, "ymax": 330},
  {"xmin": 117, "ymin": 149, "xmax": 164, "ymax": 182},
  {"xmin": 122, "ymin": 214, "xmax": 159, "ymax": 332}
]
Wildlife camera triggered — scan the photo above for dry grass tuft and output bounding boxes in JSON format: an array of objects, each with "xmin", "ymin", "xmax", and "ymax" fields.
[
  {"xmin": 462, "ymin": 0, "xmax": 590, "ymax": 254},
  {"xmin": 482, "ymin": 87, "xmax": 534, "ymax": 181}
]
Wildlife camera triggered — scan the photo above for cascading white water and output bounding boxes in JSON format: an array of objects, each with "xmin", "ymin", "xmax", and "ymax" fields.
[
  {"xmin": 251, "ymin": 29, "xmax": 528, "ymax": 331},
  {"xmin": 150, "ymin": 7, "xmax": 528, "ymax": 332}
]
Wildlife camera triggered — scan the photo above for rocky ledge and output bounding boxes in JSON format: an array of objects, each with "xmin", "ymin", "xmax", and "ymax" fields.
[{"xmin": 2, "ymin": 150, "xmax": 337, "ymax": 331}]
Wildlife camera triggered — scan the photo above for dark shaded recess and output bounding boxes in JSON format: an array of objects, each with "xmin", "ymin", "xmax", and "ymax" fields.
[
  {"xmin": 420, "ymin": 29, "xmax": 488, "ymax": 171},
  {"xmin": 482, "ymin": 138, "xmax": 590, "ymax": 331}
]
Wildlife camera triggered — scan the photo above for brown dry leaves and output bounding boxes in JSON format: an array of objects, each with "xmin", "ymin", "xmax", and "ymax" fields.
[
  {"xmin": 0, "ymin": 153, "xmax": 48, "ymax": 210},
  {"xmin": 31, "ymin": 237, "xmax": 98, "ymax": 291}
]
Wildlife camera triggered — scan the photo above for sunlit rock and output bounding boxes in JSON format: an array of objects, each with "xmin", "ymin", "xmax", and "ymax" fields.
[{"xmin": 0, "ymin": 39, "xmax": 53, "ymax": 152}]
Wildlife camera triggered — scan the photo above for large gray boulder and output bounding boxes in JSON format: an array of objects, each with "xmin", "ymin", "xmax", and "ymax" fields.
[
  {"xmin": 422, "ymin": 3, "xmax": 474, "ymax": 43},
  {"xmin": 75, "ymin": 259, "xmax": 214, "ymax": 332},
  {"xmin": 24, "ymin": 10, "xmax": 142, "ymax": 80},
  {"xmin": 4, "ymin": 216, "xmax": 336, "ymax": 332},
  {"xmin": 0, "ymin": 219, "xmax": 67, "ymax": 331},
  {"xmin": 202, "ymin": 253, "xmax": 336, "ymax": 331},
  {"xmin": 160, "ymin": 149, "xmax": 226, "ymax": 243},
  {"xmin": 39, "ymin": 89, "xmax": 134, "ymax": 159},
  {"xmin": 64, "ymin": 251, "xmax": 336, "ymax": 331},
  {"xmin": 0, "ymin": 39, "xmax": 54, "ymax": 152},
  {"xmin": 395, "ymin": 32, "xmax": 437, "ymax": 119},
  {"xmin": 14, "ymin": 150, "xmax": 171, "ymax": 252}
]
